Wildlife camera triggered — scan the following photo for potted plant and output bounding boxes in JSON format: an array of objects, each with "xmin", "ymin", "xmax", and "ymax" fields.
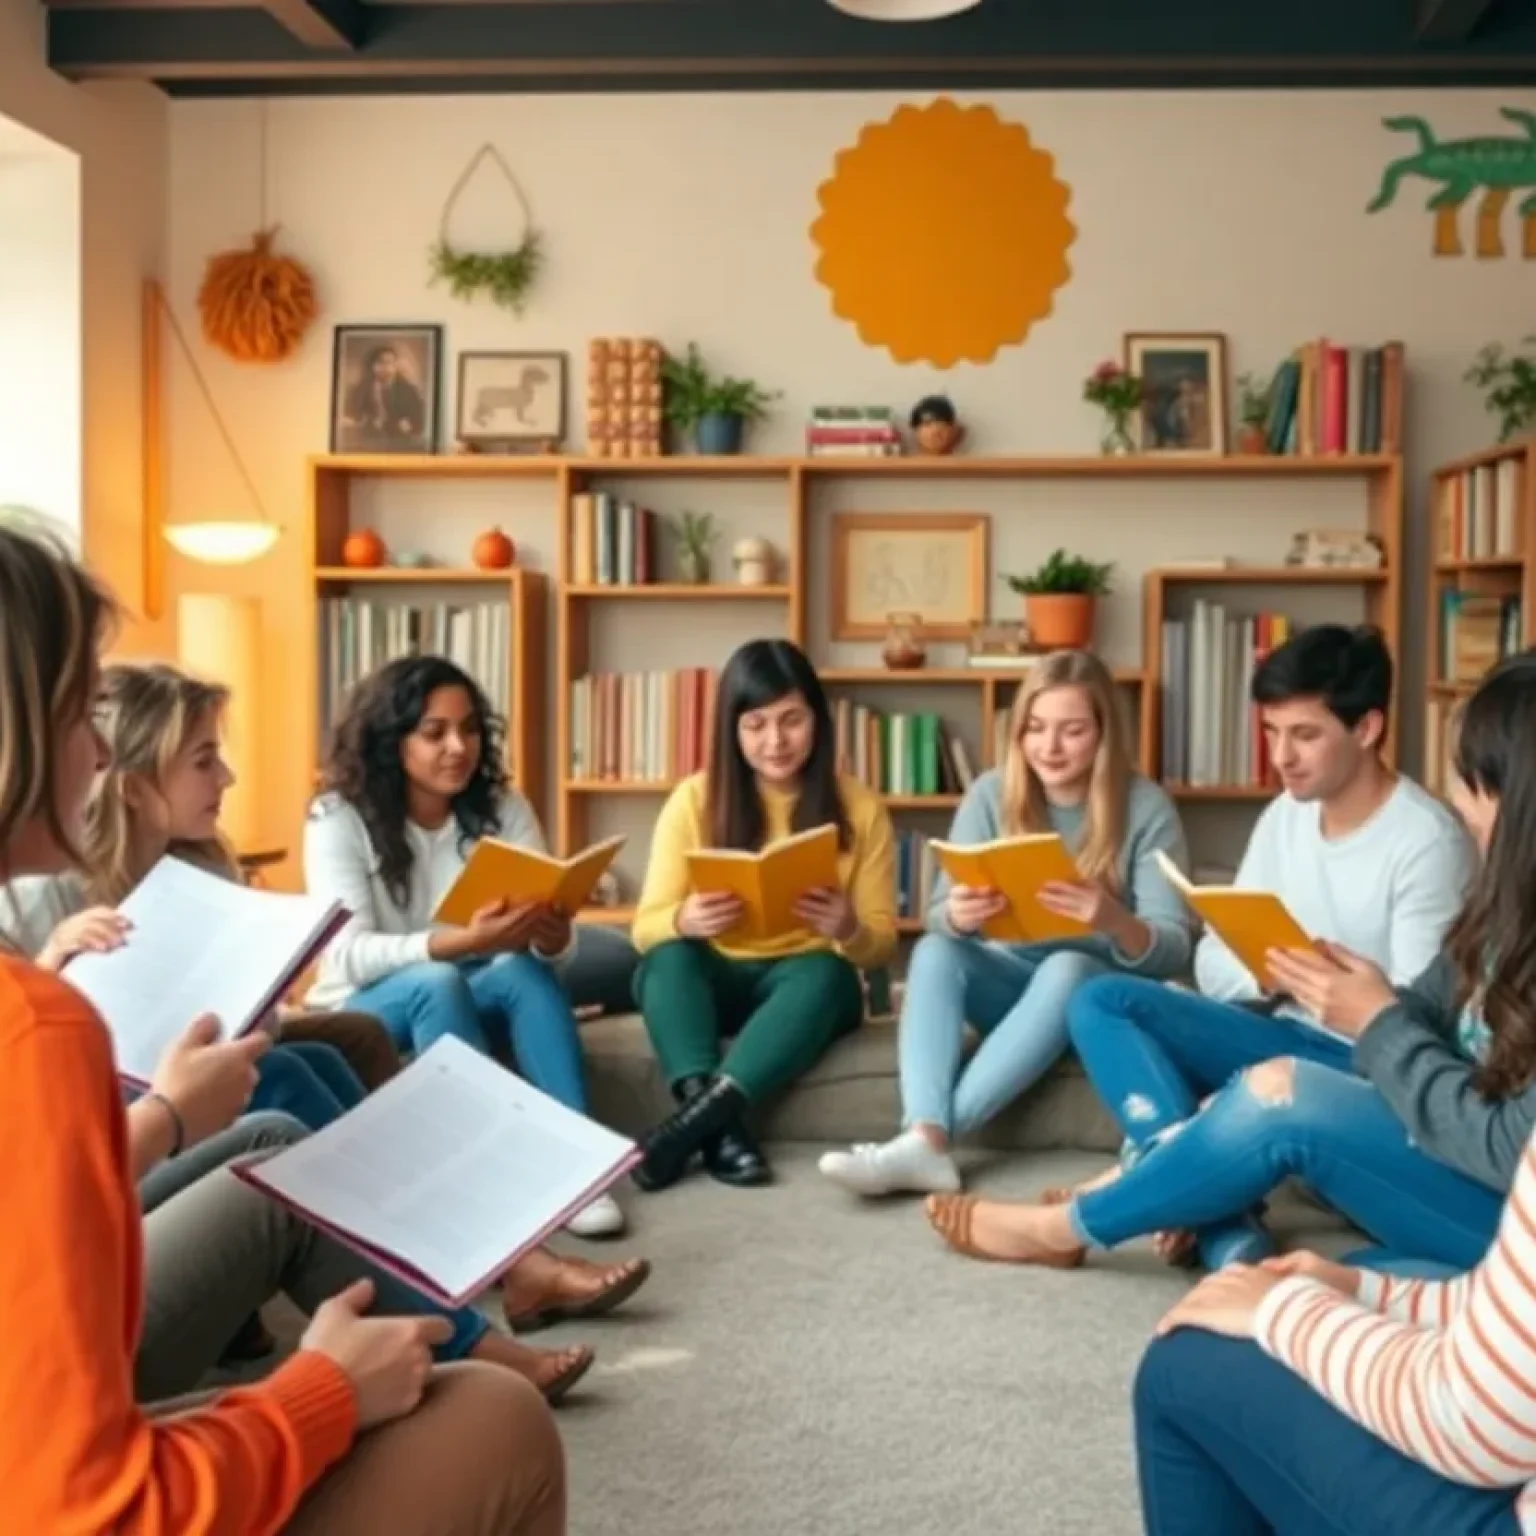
[
  {"xmin": 661, "ymin": 342, "xmax": 779, "ymax": 455},
  {"xmin": 1235, "ymin": 371, "xmax": 1272, "ymax": 454},
  {"xmin": 1002, "ymin": 549, "xmax": 1115, "ymax": 651},
  {"xmin": 1465, "ymin": 338, "xmax": 1536, "ymax": 442},
  {"xmin": 668, "ymin": 510, "xmax": 718, "ymax": 583},
  {"xmin": 1083, "ymin": 359, "xmax": 1143, "ymax": 456}
]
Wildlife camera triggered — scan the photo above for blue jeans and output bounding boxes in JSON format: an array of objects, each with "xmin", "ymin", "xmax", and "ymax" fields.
[
  {"xmin": 349, "ymin": 955, "xmax": 589, "ymax": 1112},
  {"xmin": 1135, "ymin": 1330, "xmax": 1519, "ymax": 1535},
  {"xmin": 899, "ymin": 933, "xmax": 1106, "ymax": 1135},
  {"xmin": 247, "ymin": 1042, "xmax": 366, "ymax": 1130},
  {"xmin": 1066, "ymin": 976, "xmax": 1503, "ymax": 1270}
]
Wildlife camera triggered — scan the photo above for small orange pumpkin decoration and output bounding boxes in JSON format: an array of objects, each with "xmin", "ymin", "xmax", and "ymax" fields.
[
  {"xmin": 472, "ymin": 526, "xmax": 516, "ymax": 570},
  {"xmin": 341, "ymin": 528, "xmax": 387, "ymax": 568}
]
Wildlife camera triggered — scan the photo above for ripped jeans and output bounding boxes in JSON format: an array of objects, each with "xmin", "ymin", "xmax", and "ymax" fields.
[{"xmin": 1065, "ymin": 975, "xmax": 1504, "ymax": 1270}]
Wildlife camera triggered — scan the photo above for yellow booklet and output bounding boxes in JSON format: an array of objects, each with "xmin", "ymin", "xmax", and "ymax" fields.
[
  {"xmin": 433, "ymin": 834, "xmax": 626, "ymax": 927},
  {"xmin": 1153, "ymin": 851, "xmax": 1318, "ymax": 985},
  {"xmin": 929, "ymin": 833, "xmax": 1092, "ymax": 944},
  {"xmin": 685, "ymin": 823, "xmax": 840, "ymax": 943}
]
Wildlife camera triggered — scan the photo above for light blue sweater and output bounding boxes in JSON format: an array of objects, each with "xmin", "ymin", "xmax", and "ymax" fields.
[{"xmin": 926, "ymin": 770, "xmax": 1195, "ymax": 978}]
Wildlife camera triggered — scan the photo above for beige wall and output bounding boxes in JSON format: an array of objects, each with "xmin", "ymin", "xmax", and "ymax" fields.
[
  {"xmin": 0, "ymin": 0, "xmax": 169, "ymax": 650},
  {"xmin": 159, "ymin": 90, "xmax": 1533, "ymax": 878}
]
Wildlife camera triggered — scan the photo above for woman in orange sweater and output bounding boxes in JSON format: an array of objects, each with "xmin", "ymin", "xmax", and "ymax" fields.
[{"xmin": 0, "ymin": 524, "xmax": 566, "ymax": 1535}]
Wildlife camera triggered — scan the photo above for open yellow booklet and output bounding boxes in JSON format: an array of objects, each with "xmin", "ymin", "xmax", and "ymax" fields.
[
  {"xmin": 929, "ymin": 832, "xmax": 1091, "ymax": 944},
  {"xmin": 1153, "ymin": 850, "xmax": 1318, "ymax": 985},
  {"xmin": 686, "ymin": 823, "xmax": 840, "ymax": 943},
  {"xmin": 433, "ymin": 834, "xmax": 626, "ymax": 927}
]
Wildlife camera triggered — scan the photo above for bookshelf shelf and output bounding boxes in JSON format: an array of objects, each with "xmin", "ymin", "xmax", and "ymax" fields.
[
  {"xmin": 1166, "ymin": 783, "xmax": 1276, "ymax": 802},
  {"xmin": 1433, "ymin": 557, "xmax": 1524, "ymax": 575},
  {"xmin": 314, "ymin": 566, "xmax": 516, "ymax": 584},
  {"xmin": 565, "ymin": 779, "xmax": 672, "ymax": 794},
  {"xmin": 563, "ymin": 583, "xmax": 792, "ymax": 601},
  {"xmin": 1157, "ymin": 566, "xmax": 1389, "ymax": 586},
  {"xmin": 884, "ymin": 794, "xmax": 962, "ymax": 810}
]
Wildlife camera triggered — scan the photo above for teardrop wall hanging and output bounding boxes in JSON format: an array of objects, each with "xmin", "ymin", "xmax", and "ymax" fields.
[{"xmin": 429, "ymin": 143, "xmax": 544, "ymax": 314}]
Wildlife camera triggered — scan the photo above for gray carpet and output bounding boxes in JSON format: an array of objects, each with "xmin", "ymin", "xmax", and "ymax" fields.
[{"xmin": 545, "ymin": 1146, "xmax": 1352, "ymax": 1536}]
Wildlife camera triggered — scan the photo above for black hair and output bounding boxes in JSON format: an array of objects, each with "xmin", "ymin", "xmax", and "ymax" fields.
[
  {"xmin": 706, "ymin": 638, "xmax": 851, "ymax": 852},
  {"xmin": 909, "ymin": 394, "xmax": 957, "ymax": 428},
  {"xmin": 1447, "ymin": 649, "xmax": 1536, "ymax": 1099},
  {"xmin": 1249, "ymin": 623, "xmax": 1392, "ymax": 731},
  {"xmin": 322, "ymin": 654, "xmax": 507, "ymax": 908}
]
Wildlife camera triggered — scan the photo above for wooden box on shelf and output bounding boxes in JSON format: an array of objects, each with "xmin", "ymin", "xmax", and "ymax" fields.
[{"xmin": 585, "ymin": 337, "xmax": 665, "ymax": 460}]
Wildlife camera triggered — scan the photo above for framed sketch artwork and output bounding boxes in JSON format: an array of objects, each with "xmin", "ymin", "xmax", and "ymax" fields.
[
  {"xmin": 456, "ymin": 351, "xmax": 568, "ymax": 450},
  {"xmin": 831, "ymin": 512, "xmax": 988, "ymax": 639},
  {"xmin": 329, "ymin": 324, "xmax": 442, "ymax": 455},
  {"xmin": 1124, "ymin": 331, "xmax": 1230, "ymax": 457}
]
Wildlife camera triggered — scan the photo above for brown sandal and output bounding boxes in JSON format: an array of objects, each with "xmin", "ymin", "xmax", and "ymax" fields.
[
  {"xmin": 505, "ymin": 1257, "xmax": 652, "ymax": 1333},
  {"xmin": 924, "ymin": 1193, "xmax": 1086, "ymax": 1269},
  {"xmin": 535, "ymin": 1345, "xmax": 595, "ymax": 1406}
]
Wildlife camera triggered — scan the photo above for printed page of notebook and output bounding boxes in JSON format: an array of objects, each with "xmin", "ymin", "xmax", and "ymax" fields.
[
  {"xmin": 64, "ymin": 856, "xmax": 338, "ymax": 1085},
  {"xmin": 245, "ymin": 1036, "xmax": 639, "ymax": 1303}
]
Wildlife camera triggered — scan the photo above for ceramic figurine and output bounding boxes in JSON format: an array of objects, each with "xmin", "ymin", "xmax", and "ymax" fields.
[{"xmin": 909, "ymin": 394, "xmax": 965, "ymax": 455}]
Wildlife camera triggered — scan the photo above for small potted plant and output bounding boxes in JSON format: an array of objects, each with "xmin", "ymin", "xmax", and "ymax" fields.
[
  {"xmin": 1083, "ymin": 359, "xmax": 1143, "ymax": 456},
  {"xmin": 1235, "ymin": 372, "xmax": 1272, "ymax": 455},
  {"xmin": 661, "ymin": 342, "xmax": 779, "ymax": 455},
  {"xmin": 1002, "ymin": 549, "xmax": 1115, "ymax": 651},
  {"xmin": 1465, "ymin": 338, "xmax": 1536, "ymax": 442},
  {"xmin": 668, "ymin": 510, "xmax": 718, "ymax": 583}
]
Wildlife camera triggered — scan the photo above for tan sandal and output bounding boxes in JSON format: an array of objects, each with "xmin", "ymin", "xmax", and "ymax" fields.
[
  {"xmin": 505, "ymin": 1257, "xmax": 652, "ymax": 1333},
  {"xmin": 924, "ymin": 1193, "xmax": 1086, "ymax": 1269},
  {"xmin": 534, "ymin": 1345, "xmax": 595, "ymax": 1406}
]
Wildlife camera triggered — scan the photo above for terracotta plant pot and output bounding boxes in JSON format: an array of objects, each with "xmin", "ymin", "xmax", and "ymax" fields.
[
  {"xmin": 1237, "ymin": 423, "xmax": 1268, "ymax": 455},
  {"xmin": 1025, "ymin": 592, "xmax": 1097, "ymax": 651}
]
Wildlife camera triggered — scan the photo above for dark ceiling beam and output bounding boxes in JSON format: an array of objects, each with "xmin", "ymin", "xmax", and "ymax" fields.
[
  {"xmin": 1414, "ymin": 0, "xmax": 1498, "ymax": 42},
  {"xmin": 260, "ymin": 0, "xmax": 367, "ymax": 48}
]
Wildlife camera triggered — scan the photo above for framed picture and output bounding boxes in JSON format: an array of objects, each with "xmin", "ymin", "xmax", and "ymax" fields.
[
  {"xmin": 456, "ymin": 350, "xmax": 568, "ymax": 448},
  {"xmin": 1124, "ymin": 332, "xmax": 1229, "ymax": 456},
  {"xmin": 831, "ymin": 512, "xmax": 988, "ymax": 640},
  {"xmin": 330, "ymin": 324, "xmax": 442, "ymax": 455}
]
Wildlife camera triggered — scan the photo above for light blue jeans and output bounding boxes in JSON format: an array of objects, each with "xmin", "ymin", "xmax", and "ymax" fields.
[
  {"xmin": 899, "ymin": 932, "xmax": 1108, "ymax": 1135},
  {"xmin": 348, "ymin": 954, "xmax": 590, "ymax": 1112}
]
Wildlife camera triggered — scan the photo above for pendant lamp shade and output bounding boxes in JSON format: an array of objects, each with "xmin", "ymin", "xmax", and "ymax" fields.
[{"xmin": 826, "ymin": 0, "xmax": 981, "ymax": 17}]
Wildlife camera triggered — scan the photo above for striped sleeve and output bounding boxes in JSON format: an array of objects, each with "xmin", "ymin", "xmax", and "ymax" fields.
[
  {"xmin": 1254, "ymin": 1138, "xmax": 1536, "ymax": 1494},
  {"xmin": 1355, "ymin": 1267, "xmax": 1477, "ymax": 1327}
]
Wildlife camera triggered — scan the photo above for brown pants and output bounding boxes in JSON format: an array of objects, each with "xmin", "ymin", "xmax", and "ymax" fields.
[{"xmin": 278, "ymin": 1009, "xmax": 402, "ymax": 1091}]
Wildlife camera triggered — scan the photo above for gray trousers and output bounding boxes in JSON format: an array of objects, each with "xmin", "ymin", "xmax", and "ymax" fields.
[
  {"xmin": 565, "ymin": 923, "xmax": 640, "ymax": 1015},
  {"xmin": 138, "ymin": 1110, "xmax": 307, "ymax": 1214}
]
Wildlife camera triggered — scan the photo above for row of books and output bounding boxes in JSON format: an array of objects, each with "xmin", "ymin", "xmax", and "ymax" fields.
[
  {"xmin": 1424, "ymin": 696, "xmax": 1458, "ymax": 800},
  {"xmin": 567, "ymin": 668, "xmax": 716, "ymax": 783},
  {"xmin": 804, "ymin": 404, "xmax": 903, "ymax": 458},
  {"xmin": 569, "ymin": 492, "xmax": 660, "ymax": 586},
  {"xmin": 894, "ymin": 830, "xmax": 939, "ymax": 921},
  {"xmin": 1159, "ymin": 604, "xmax": 1293, "ymax": 788},
  {"xmin": 1437, "ymin": 592, "xmax": 1523, "ymax": 686},
  {"xmin": 833, "ymin": 701, "xmax": 977, "ymax": 796},
  {"xmin": 318, "ymin": 598, "xmax": 512, "ymax": 733},
  {"xmin": 1435, "ymin": 458, "xmax": 1526, "ymax": 563},
  {"xmin": 1258, "ymin": 340, "xmax": 1405, "ymax": 457}
]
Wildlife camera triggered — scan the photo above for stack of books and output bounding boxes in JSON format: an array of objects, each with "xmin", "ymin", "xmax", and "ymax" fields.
[
  {"xmin": 804, "ymin": 405, "xmax": 903, "ymax": 458},
  {"xmin": 1259, "ymin": 340, "xmax": 1405, "ymax": 456}
]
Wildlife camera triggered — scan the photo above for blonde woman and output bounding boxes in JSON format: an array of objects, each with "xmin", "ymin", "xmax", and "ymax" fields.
[{"xmin": 820, "ymin": 650, "xmax": 1194, "ymax": 1197}]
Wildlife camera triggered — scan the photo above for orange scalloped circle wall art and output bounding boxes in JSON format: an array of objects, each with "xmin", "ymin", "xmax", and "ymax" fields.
[{"xmin": 810, "ymin": 98, "xmax": 1076, "ymax": 368}]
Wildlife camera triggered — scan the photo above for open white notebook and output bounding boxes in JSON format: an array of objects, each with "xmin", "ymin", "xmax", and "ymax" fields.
[
  {"xmin": 63, "ymin": 856, "xmax": 348, "ymax": 1088},
  {"xmin": 235, "ymin": 1035, "xmax": 642, "ymax": 1307}
]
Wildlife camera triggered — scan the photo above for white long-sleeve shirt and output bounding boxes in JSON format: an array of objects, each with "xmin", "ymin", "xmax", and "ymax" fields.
[
  {"xmin": 1192, "ymin": 777, "xmax": 1473, "ymax": 1016},
  {"xmin": 1255, "ymin": 1129, "xmax": 1536, "ymax": 1531},
  {"xmin": 302, "ymin": 790, "xmax": 572, "ymax": 1010}
]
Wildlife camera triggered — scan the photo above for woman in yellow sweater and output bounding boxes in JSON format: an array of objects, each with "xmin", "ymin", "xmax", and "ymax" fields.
[{"xmin": 630, "ymin": 638, "xmax": 897, "ymax": 1191}]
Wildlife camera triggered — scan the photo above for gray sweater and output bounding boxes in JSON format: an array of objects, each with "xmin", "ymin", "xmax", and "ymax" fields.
[
  {"xmin": 1355, "ymin": 952, "xmax": 1536, "ymax": 1193},
  {"xmin": 926, "ymin": 770, "xmax": 1194, "ymax": 978}
]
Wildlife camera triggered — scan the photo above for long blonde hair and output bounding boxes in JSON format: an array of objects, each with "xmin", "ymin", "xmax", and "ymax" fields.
[
  {"xmin": 1000, "ymin": 649, "xmax": 1134, "ymax": 891},
  {"xmin": 83, "ymin": 662, "xmax": 240, "ymax": 904}
]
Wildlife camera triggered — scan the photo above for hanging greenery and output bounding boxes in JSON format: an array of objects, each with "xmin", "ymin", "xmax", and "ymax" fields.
[{"xmin": 429, "ymin": 143, "xmax": 543, "ymax": 315}]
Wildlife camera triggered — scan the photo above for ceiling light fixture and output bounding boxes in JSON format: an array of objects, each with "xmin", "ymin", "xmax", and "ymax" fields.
[{"xmin": 826, "ymin": 0, "xmax": 982, "ymax": 19}]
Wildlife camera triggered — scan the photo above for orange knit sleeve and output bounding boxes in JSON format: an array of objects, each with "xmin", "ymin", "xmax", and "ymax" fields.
[{"xmin": 0, "ymin": 964, "xmax": 357, "ymax": 1535}]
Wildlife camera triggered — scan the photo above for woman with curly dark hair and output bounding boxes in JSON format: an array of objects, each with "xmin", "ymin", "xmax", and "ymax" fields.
[{"xmin": 303, "ymin": 656, "xmax": 644, "ymax": 1274}]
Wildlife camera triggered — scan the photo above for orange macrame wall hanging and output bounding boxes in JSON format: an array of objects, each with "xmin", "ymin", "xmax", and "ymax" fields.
[{"xmin": 811, "ymin": 99, "xmax": 1076, "ymax": 369}]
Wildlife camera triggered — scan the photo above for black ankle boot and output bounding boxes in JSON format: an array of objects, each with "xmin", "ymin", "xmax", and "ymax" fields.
[
  {"xmin": 705, "ymin": 1110, "xmax": 773, "ymax": 1187},
  {"xmin": 633, "ymin": 1078, "xmax": 750, "ymax": 1192}
]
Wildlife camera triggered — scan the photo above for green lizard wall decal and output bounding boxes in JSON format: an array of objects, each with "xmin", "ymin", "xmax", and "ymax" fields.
[{"xmin": 1366, "ymin": 108, "xmax": 1536, "ymax": 259}]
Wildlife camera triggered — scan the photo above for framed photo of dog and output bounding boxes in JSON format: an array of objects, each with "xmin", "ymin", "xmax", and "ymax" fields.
[{"xmin": 455, "ymin": 350, "xmax": 568, "ymax": 452}]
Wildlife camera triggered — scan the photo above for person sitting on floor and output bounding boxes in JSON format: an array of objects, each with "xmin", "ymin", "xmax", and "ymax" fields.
[
  {"xmin": 820, "ymin": 648, "xmax": 1194, "ymax": 1197},
  {"xmin": 0, "ymin": 524, "xmax": 568, "ymax": 1536},
  {"xmin": 628, "ymin": 637, "xmax": 897, "ymax": 1191},
  {"xmin": 302, "ymin": 653, "xmax": 628, "ymax": 1239},
  {"xmin": 925, "ymin": 628, "xmax": 1515, "ymax": 1282}
]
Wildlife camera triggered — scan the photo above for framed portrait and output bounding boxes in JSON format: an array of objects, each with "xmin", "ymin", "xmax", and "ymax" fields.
[
  {"xmin": 330, "ymin": 324, "xmax": 442, "ymax": 455},
  {"xmin": 831, "ymin": 512, "xmax": 988, "ymax": 640},
  {"xmin": 1124, "ymin": 332, "xmax": 1229, "ymax": 456},
  {"xmin": 455, "ymin": 350, "xmax": 568, "ymax": 448}
]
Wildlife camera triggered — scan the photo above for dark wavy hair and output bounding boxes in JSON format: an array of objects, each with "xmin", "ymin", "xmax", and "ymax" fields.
[
  {"xmin": 321, "ymin": 654, "xmax": 507, "ymax": 908},
  {"xmin": 706, "ymin": 638, "xmax": 850, "ymax": 852},
  {"xmin": 1446, "ymin": 648, "xmax": 1536, "ymax": 1099}
]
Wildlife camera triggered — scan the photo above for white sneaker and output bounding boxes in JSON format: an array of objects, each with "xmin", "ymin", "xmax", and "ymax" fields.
[
  {"xmin": 818, "ymin": 1130, "xmax": 961, "ymax": 1198},
  {"xmin": 565, "ymin": 1192, "xmax": 626, "ymax": 1239}
]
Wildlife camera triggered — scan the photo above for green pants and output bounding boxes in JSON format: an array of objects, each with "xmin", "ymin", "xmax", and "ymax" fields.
[{"xmin": 634, "ymin": 940, "xmax": 865, "ymax": 1103}]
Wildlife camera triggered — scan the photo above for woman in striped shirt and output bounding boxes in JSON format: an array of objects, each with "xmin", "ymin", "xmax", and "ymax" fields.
[{"xmin": 1134, "ymin": 655, "xmax": 1536, "ymax": 1536}]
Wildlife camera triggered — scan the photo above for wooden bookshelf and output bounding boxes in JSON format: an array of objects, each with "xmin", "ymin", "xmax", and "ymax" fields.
[{"xmin": 1424, "ymin": 437, "xmax": 1536, "ymax": 794}]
